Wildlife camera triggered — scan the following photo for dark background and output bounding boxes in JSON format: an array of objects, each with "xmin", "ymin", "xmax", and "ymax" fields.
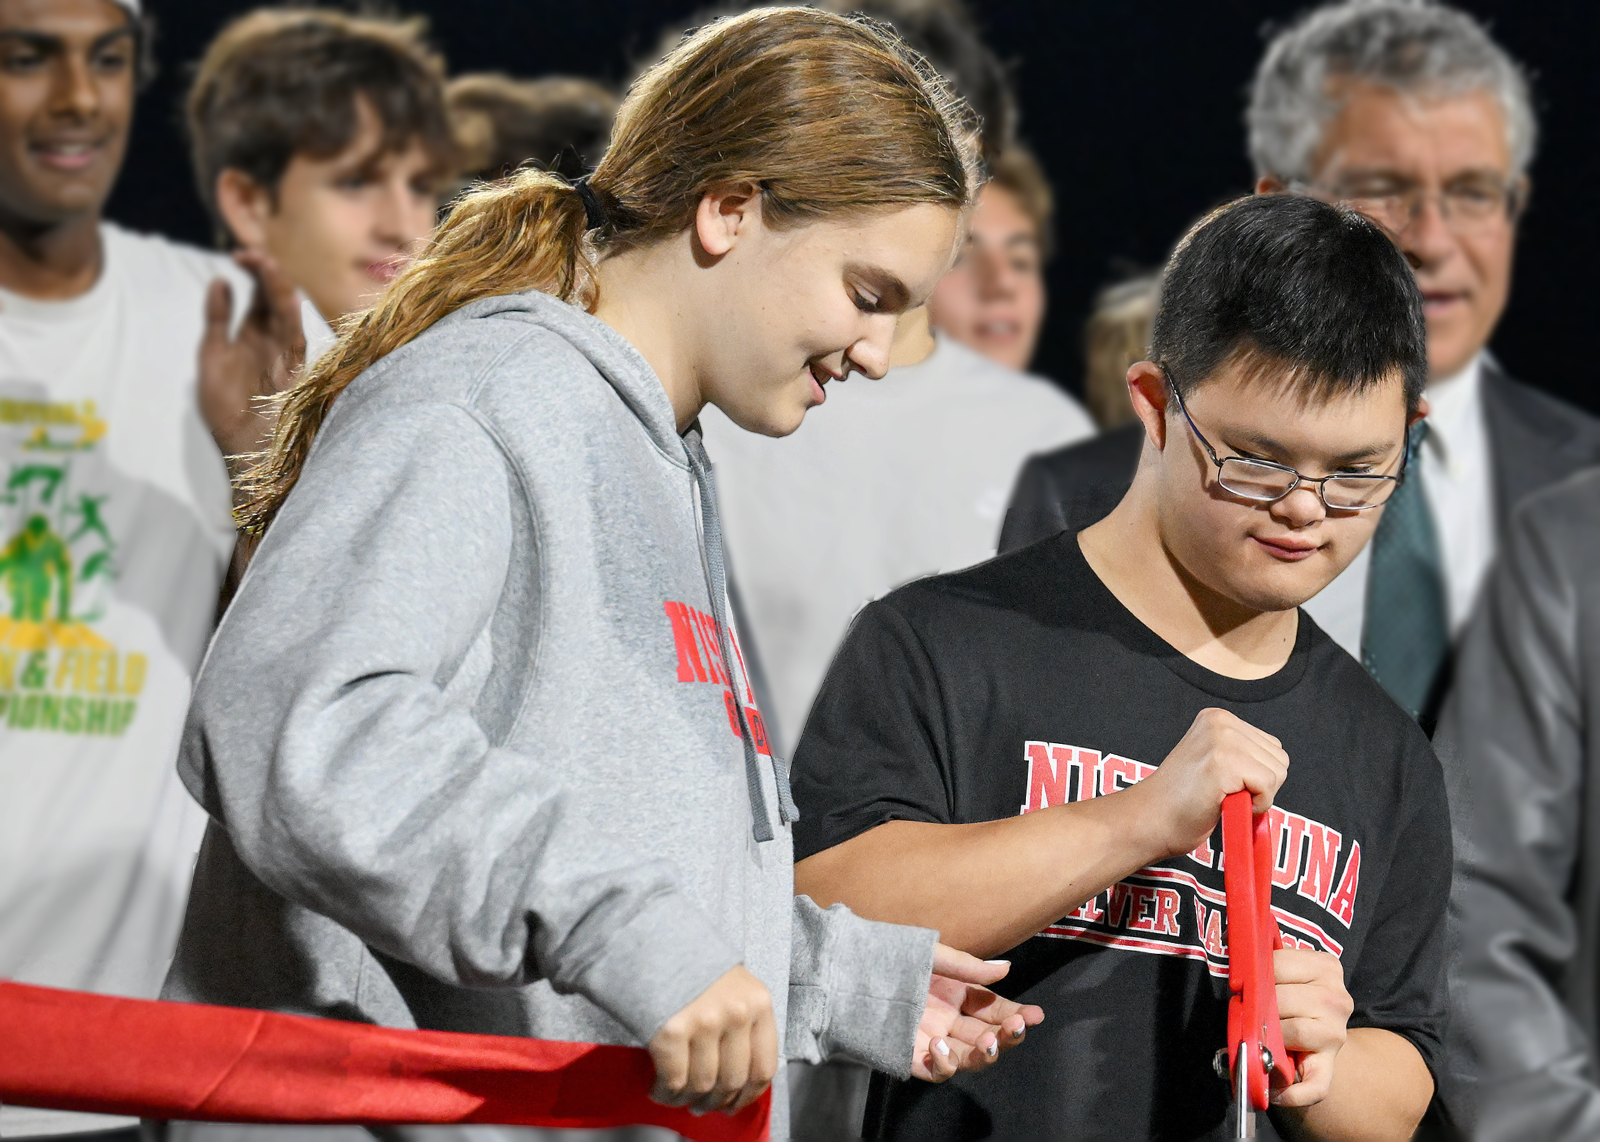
[{"xmin": 110, "ymin": 1, "xmax": 1600, "ymax": 412}]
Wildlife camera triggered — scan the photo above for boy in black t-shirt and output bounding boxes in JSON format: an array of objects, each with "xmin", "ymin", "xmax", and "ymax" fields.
[{"xmin": 793, "ymin": 195, "xmax": 1449, "ymax": 1141}]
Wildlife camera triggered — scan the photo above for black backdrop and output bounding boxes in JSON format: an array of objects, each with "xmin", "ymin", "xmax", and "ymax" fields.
[{"xmin": 109, "ymin": 1, "xmax": 1600, "ymax": 412}]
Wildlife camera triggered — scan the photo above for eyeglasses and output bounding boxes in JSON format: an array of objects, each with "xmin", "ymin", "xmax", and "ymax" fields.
[
  {"xmin": 1291, "ymin": 176, "xmax": 1523, "ymax": 237},
  {"xmin": 1161, "ymin": 365, "xmax": 1408, "ymax": 511}
]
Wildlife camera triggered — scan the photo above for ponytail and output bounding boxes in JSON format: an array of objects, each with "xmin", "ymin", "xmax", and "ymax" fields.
[
  {"xmin": 239, "ymin": 7, "xmax": 979, "ymax": 538},
  {"xmin": 236, "ymin": 171, "xmax": 593, "ymax": 534}
]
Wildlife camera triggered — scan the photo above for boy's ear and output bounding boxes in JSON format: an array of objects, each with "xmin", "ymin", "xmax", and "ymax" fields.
[
  {"xmin": 692, "ymin": 181, "xmax": 762, "ymax": 260},
  {"xmin": 1409, "ymin": 394, "xmax": 1430, "ymax": 429},
  {"xmin": 1127, "ymin": 361, "xmax": 1172, "ymax": 451},
  {"xmin": 214, "ymin": 168, "xmax": 274, "ymax": 253}
]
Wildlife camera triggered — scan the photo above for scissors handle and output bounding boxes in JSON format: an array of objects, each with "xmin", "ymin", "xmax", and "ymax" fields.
[{"xmin": 1221, "ymin": 790, "xmax": 1299, "ymax": 1133}]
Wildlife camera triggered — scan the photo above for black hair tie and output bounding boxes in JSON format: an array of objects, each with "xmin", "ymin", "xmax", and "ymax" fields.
[{"xmin": 573, "ymin": 177, "xmax": 607, "ymax": 232}]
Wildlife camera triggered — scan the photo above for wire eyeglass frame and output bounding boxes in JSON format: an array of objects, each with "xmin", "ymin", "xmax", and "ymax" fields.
[{"xmin": 1160, "ymin": 363, "xmax": 1409, "ymax": 512}]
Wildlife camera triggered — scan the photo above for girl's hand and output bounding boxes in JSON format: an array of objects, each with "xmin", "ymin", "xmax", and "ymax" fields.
[
  {"xmin": 648, "ymin": 964, "xmax": 777, "ymax": 1114},
  {"xmin": 913, "ymin": 943, "xmax": 1044, "ymax": 1081}
]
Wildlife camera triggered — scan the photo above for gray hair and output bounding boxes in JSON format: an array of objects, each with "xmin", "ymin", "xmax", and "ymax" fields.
[{"xmin": 1247, "ymin": 0, "xmax": 1536, "ymax": 183}]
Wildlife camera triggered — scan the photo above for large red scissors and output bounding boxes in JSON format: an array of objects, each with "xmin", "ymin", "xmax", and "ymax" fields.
[{"xmin": 1218, "ymin": 789, "xmax": 1300, "ymax": 1138}]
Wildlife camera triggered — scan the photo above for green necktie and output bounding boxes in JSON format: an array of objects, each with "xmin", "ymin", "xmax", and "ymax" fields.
[{"xmin": 1361, "ymin": 422, "xmax": 1450, "ymax": 721}]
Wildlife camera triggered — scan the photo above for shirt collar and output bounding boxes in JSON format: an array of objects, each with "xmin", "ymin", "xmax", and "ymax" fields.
[{"xmin": 1421, "ymin": 352, "xmax": 1483, "ymax": 465}]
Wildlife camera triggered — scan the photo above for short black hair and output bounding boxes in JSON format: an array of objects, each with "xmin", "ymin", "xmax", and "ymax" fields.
[
  {"xmin": 1151, "ymin": 194, "xmax": 1426, "ymax": 412},
  {"xmin": 186, "ymin": 10, "xmax": 455, "ymax": 245}
]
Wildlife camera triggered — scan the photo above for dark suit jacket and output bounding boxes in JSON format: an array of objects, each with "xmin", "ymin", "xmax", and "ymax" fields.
[
  {"xmin": 1433, "ymin": 469, "xmax": 1600, "ymax": 1139},
  {"xmin": 998, "ymin": 361, "xmax": 1600, "ymax": 553}
]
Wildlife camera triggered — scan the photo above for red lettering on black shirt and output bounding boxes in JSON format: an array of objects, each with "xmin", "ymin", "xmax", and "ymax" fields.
[{"xmin": 1021, "ymin": 737, "xmax": 1358, "ymax": 969}]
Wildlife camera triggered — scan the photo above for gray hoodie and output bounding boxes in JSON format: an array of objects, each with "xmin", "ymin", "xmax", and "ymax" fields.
[{"xmin": 163, "ymin": 289, "xmax": 938, "ymax": 1135}]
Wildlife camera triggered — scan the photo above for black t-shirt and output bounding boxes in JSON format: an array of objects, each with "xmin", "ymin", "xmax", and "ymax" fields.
[{"xmin": 792, "ymin": 532, "xmax": 1451, "ymax": 1141}]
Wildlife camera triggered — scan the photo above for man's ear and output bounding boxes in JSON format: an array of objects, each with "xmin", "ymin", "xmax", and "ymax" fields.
[
  {"xmin": 693, "ymin": 182, "xmax": 763, "ymax": 259},
  {"xmin": 1127, "ymin": 361, "xmax": 1172, "ymax": 451},
  {"xmin": 214, "ymin": 168, "xmax": 273, "ymax": 253}
]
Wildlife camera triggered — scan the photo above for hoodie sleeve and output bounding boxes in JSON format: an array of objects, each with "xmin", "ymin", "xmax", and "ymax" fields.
[
  {"xmin": 786, "ymin": 895, "xmax": 936, "ymax": 1077},
  {"xmin": 181, "ymin": 397, "xmax": 739, "ymax": 1046}
]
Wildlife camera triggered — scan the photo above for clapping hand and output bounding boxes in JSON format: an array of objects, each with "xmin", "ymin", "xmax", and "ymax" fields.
[{"xmin": 198, "ymin": 248, "xmax": 307, "ymax": 465}]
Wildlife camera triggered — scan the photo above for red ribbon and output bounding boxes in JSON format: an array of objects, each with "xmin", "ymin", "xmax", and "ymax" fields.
[{"xmin": 0, "ymin": 982, "xmax": 768, "ymax": 1141}]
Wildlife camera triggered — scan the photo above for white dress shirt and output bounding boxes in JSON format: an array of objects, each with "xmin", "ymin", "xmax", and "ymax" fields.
[{"xmin": 1302, "ymin": 353, "xmax": 1494, "ymax": 656}]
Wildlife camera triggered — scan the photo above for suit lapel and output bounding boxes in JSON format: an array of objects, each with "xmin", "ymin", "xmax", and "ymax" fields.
[{"xmin": 1481, "ymin": 362, "xmax": 1581, "ymax": 540}]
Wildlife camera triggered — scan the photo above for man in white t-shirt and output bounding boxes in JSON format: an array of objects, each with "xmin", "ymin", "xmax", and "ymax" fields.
[{"xmin": 0, "ymin": 3, "xmax": 304, "ymax": 1140}]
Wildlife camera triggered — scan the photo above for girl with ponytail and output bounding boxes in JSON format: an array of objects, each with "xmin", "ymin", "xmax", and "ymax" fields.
[{"xmin": 168, "ymin": 7, "xmax": 1040, "ymax": 1134}]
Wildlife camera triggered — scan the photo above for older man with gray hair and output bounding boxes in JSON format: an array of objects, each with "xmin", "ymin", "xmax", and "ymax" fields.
[
  {"xmin": 1003, "ymin": 0, "xmax": 1600, "ymax": 725},
  {"xmin": 1248, "ymin": 0, "xmax": 1600, "ymax": 732}
]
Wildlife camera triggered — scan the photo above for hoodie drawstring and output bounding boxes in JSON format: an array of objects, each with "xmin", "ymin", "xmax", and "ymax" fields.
[{"xmin": 682, "ymin": 429, "xmax": 800, "ymax": 842}]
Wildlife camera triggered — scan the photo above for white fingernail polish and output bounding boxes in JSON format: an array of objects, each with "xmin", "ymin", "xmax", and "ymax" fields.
[
  {"xmin": 934, "ymin": 1039, "xmax": 950, "ymax": 1056},
  {"xmin": 986, "ymin": 1042, "xmax": 997, "ymax": 1058},
  {"xmin": 983, "ymin": 960, "xmax": 1009, "ymax": 966}
]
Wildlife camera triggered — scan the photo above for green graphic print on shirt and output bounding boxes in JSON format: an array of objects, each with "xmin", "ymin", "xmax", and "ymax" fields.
[{"xmin": 0, "ymin": 396, "xmax": 142, "ymax": 736}]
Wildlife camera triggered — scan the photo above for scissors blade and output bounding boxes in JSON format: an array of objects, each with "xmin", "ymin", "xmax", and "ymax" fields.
[{"xmin": 1234, "ymin": 1041, "xmax": 1256, "ymax": 1138}]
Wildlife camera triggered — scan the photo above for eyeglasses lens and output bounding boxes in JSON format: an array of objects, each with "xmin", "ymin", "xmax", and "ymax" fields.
[
  {"xmin": 1322, "ymin": 478, "xmax": 1395, "ymax": 509},
  {"xmin": 1218, "ymin": 459, "xmax": 1296, "ymax": 501},
  {"xmin": 1347, "ymin": 187, "xmax": 1507, "ymax": 236}
]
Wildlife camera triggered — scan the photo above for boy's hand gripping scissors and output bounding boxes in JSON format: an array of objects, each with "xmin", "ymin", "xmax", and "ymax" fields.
[{"xmin": 1216, "ymin": 789, "xmax": 1299, "ymax": 1138}]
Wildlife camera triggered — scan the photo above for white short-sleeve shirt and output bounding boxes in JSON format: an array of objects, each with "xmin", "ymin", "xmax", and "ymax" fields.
[{"xmin": 0, "ymin": 223, "xmax": 243, "ymax": 1137}]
